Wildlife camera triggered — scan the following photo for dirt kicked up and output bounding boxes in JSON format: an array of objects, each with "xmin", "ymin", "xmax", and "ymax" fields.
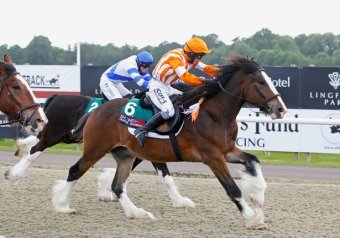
[{"xmin": 0, "ymin": 164, "xmax": 340, "ymax": 238}]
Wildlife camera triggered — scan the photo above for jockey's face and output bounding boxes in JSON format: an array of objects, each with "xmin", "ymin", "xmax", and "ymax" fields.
[
  {"xmin": 139, "ymin": 62, "xmax": 151, "ymax": 73},
  {"xmin": 192, "ymin": 54, "xmax": 204, "ymax": 64}
]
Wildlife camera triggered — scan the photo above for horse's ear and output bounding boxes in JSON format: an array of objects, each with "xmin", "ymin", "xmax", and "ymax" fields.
[{"xmin": 4, "ymin": 54, "xmax": 13, "ymax": 64}]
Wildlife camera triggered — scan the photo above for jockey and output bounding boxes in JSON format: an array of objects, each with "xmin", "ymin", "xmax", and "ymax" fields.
[
  {"xmin": 100, "ymin": 51, "xmax": 154, "ymax": 101},
  {"xmin": 134, "ymin": 37, "xmax": 220, "ymax": 147}
]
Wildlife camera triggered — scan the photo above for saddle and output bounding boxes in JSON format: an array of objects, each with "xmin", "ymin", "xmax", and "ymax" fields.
[
  {"xmin": 118, "ymin": 94, "xmax": 186, "ymax": 161},
  {"xmin": 139, "ymin": 93, "xmax": 183, "ymax": 135}
]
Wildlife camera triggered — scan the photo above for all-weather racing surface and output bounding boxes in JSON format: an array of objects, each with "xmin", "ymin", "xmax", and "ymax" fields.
[{"xmin": 1, "ymin": 152, "xmax": 340, "ymax": 237}]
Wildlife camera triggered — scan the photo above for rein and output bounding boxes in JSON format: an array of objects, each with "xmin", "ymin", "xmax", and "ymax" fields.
[
  {"xmin": 0, "ymin": 72, "xmax": 41, "ymax": 126},
  {"xmin": 217, "ymin": 69, "xmax": 280, "ymax": 112}
]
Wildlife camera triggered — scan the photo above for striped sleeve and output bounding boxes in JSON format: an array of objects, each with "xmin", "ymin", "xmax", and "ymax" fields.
[
  {"xmin": 196, "ymin": 62, "xmax": 220, "ymax": 77},
  {"xmin": 127, "ymin": 68, "xmax": 152, "ymax": 89},
  {"xmin": 167, "ymin": 55, "xmax": 203, "ymax": 85}
]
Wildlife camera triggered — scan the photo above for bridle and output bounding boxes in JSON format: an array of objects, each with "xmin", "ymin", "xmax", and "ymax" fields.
[
  {"xmin": 217, "ymin": 69, "xmax": 281, "ymax": 113},
  {"xmin": 0, "ymin": 71, "xmax": 41, "ymax": 126}
]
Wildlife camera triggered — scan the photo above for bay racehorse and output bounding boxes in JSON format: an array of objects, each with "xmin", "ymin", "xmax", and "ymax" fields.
[
  {"xmin": 52, "ymin": 56, "xmax": 287, "ymax": 229},
  {"xmin": 6, "ymin": 94, "xmax": 194, "ymax": 207},
  {"xmin": 0, "ymin": 54, "xmax": 47, "ymax": 133}
]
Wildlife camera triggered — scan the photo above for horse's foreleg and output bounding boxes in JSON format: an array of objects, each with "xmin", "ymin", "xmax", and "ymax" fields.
[
  {"xmin": 5, "ymin": 151, "xmax": 43, "ymax": 181},
  {"xmin": 5, "ymin": 136, "xmax": 43, "ymax": 181},
  {"xmin": 152, "ymin": 162, "xmax": 195, "ymax": 208},
  {"xmin": 112, "ymin": 147, "xmax": 155, "ymax": 219},
  {"xmin": 15, "ymin": 135, "xmax": 39, "ymax": 158},
  {"xmin": 207, "ymin": 158, "xmax": 266, "ymax": 230},
  {"xmin": 53, "ymin": 152, "xmax": 105, "ymax": 213},
  {"xmin": 226, "ymin": 150, "xmax": 267, "ymax": 208}
]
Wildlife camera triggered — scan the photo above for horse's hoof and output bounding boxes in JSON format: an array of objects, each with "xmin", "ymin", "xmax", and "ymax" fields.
[
  {"xmin": 56, "ymin": 208, "xmax": 76, "ymax": 214},
  {"xmin": 4, "ymin": 170, "xmax": 21, "ymax": 181},
  {"xmin": 252, "ymin": 222, "xmax": 267, "ymax": 230},
  {"xmin": 97, "ymin": 195, "xmax": 114, "ymax": 202},
  {"xmin": 4, "ymin": 170, "xmax": 10, "ymax": 179},
  {"xmin": 127, "ymin": 208, "xmax": 155, "ymax": 220},
  {"xmin": 172, "ymin": 197, "xmax": 195, "ymax": 208}
]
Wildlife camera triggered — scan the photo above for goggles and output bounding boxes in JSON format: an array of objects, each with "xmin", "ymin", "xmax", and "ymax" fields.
[
  {"xmin": 140, "ymin": 62, "xmax": 152, "ymax": 69},
  {"xmin": 196, "ymin": 53, "xmax": 205, "ymax": 59}
]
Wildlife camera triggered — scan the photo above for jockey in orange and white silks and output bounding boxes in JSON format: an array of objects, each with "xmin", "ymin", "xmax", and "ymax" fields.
[
  {"xmin": 100, "ymin": 51, "xmax": 154, "ymax": 100},
  {"xmin": 134, "ymin": 37, "xmax": 220, "ymax": 147}
]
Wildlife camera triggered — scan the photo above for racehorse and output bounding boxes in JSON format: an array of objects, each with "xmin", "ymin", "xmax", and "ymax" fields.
[
  {"xmin": 52, "ymin": 55, "xmax": 287, "ymax": 229},
  {"xmin": 5, "ymin": 94, "xmax": 194, "ymax": 207},
  {"xmin": 0, "ymin": 54, "xmax": 47, "ymax": 133}
]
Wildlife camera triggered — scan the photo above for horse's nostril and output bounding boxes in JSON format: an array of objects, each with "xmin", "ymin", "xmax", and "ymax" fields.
[{"xmin": 37, "ymin": 118, "xmax": 47, "ymax": 124}]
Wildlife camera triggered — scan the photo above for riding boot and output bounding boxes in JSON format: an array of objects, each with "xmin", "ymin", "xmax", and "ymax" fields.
[{"xmin": 134, "ymin": 113, "xmax": 165, "ymax": 147}]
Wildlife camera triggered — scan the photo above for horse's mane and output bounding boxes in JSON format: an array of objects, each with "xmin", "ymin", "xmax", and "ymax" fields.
[
  {"xmin": 176, "ymin": 55, "xmax": 263, "ymax": 107},
  {"xmin": 0, "ymin": 61, "xmax": 16, "ymax": 77}
]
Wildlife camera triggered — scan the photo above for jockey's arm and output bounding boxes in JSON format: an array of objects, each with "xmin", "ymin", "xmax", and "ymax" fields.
[
  {"xmin": 195, "ymin": 62, "xmax": 220, "ymax": 78},
  {"xmin": 127, "ymin": 68, "xmax": 152, "ymax": 90},
  {"xmin": 169, "ymin": 58, "xmax": 204, "ymax": 86}
]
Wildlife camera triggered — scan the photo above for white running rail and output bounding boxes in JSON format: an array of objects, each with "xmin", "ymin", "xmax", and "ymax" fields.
[{"xmin": 236, "ymin": 116, "xmax": 340, "ymax": 125}]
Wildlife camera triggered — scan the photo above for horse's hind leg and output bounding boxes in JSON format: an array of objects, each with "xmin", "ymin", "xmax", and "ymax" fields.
[
  {"xmin": 97, "ymin": 158, "xmax": 194, "ymax": 207},
  {"xmin": 151, "ymin": 162, "xmax": 195, "ymax": 208},
  {"xmin": 111, "ymin": 147, "xmax": 155, "ymax": 219},
  {"xmin": 226, "ymin": 149, "xmax": 267, "ymax": 208},
  {"xmin": 96, "ymin": 157, "xmax": 145, "ymax": 202}
]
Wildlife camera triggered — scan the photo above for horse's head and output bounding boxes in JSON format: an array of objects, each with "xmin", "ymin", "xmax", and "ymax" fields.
[
  {"xmin": 0, "ymin": 54, "xmax": 48, "ymax": 133},
  {"xmin": 216, "ymin": 56, "xmax": 287, "ymax": 119},
  {"xmin": 241, "ymin": 68, "xmax": 287, "ymax": 119}
]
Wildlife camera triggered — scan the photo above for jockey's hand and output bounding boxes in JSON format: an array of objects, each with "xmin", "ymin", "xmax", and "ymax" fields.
[
  {"xmin": 204, "ymin": 78, "xmax": 215, "ymax": 84},
  {"xmin": 123, "ymin": 94, "xmax": 133, "ymax": 99}
]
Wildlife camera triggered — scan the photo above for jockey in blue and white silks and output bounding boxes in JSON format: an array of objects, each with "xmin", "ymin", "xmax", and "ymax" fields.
[{"xmin": 100, "ymin": 51, "xmax": 154, "ymax": 100}]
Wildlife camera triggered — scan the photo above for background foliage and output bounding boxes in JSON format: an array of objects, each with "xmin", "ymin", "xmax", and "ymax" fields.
[{"xmin": 2, "ymin": 28, "xmax": 340, "ymax": 67}]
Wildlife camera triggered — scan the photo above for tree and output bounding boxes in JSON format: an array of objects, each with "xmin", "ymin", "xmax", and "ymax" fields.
[
  {"xmin": 299, "ymin": 34, "xmax": 323, "ymax": 57},
  {"xmin": 256, "ymin": 49, "xmax": 278, "ymax": 66},
  {"xmin": 228, "ymin": 41, "xmax": 256, "ymax": 58},
  {"xmin": 313, "ymin": 52, "xmax": 333, "ymax": 66},
  {"xmin": 26, "ymin": 36, "xmax": 53, "ymax": 64},
  {"xmin": 245, "ymin": 28, "xmax": 278, "ymax": 50},
  {"xmin": 332, "ymin": 50, "xmax": 340, "ymax": 66}
]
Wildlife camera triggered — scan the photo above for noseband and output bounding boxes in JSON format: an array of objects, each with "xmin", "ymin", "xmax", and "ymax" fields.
[
  {"xmin": 0, "ymin": 72, "xmax": 41, "ymax": 126},
  {"xmin": 217, "ymin": 69, "xmax": 280, "ymax": 113}
]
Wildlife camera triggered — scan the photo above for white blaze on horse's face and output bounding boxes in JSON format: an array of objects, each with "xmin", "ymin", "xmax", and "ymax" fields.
[
  {"xmin": 261, "ymin": 72, "xmax": 288, "ymax": 119},
  {"xmin": 17, "ymin": 74, "xmax": 48, "ymax": 132}
]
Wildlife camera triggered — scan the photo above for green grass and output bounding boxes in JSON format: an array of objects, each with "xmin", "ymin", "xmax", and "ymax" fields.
[
  {"xmin": 250, "ymin": 151, "xmax": 340, "ymax": 168},
  {"xmin": 0, "ymin": 139, "xmax": 339, "ymax": 168},
  {"xmin": 0, "ymin": 138, "xmax": 82, "ymax": 155}
]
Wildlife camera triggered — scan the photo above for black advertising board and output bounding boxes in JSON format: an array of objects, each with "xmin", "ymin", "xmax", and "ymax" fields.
[
  {"xmin": 0, "ymin": 115, "xmax": 25, "ymax": 138},
  {"xmin": 80, "ymin": 66, "xmax": 145, "ymax": 98},
  {"xmin": 80, "ymin": 66, "xmax": 107, "ymax": 97},
  {"xmin": 300, "ymin": 67, "xmax": 340, "ymax": 110}
]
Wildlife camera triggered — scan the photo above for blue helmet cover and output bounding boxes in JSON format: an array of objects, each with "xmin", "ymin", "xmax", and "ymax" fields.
[{"xmin": 136, "ymin": 51, "xmax": 154, "ymax": 64}]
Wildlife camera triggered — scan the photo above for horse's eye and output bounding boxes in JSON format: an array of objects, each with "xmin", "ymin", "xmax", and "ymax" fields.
[
  {"xmin": 12, "ymin": 85, "xmax": 21, "ymax": 90},
  {"xmin": 257, "ymin": 78, "xmax": 266, "ymax": 85}
]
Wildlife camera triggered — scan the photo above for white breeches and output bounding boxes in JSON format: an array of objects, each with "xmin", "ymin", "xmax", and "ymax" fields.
[
  {"xmin": 149, "ymin": 80, "xmax": 181, "ymax": 119},
  {"xmin": 100, "ymin": 76, "xmax": 131, "ymax": 100}
]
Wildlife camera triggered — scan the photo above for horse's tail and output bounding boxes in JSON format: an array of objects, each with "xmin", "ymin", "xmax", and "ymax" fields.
[
  {"xmin": 44, "ymin": 94, "xmax": 58, "ymax": 110},
  {"xmin": 72, "ymin": 111, "xmax": 94, "ymax": 142}
]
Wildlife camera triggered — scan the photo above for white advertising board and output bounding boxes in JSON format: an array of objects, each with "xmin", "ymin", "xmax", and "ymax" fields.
[
  {"xmin": 16, "ymin": 65, "xmax": 81, "ymax": 102},
  {"xmin": 237, "ymin": 109, "xmax": 340, "ymax": 154}
]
